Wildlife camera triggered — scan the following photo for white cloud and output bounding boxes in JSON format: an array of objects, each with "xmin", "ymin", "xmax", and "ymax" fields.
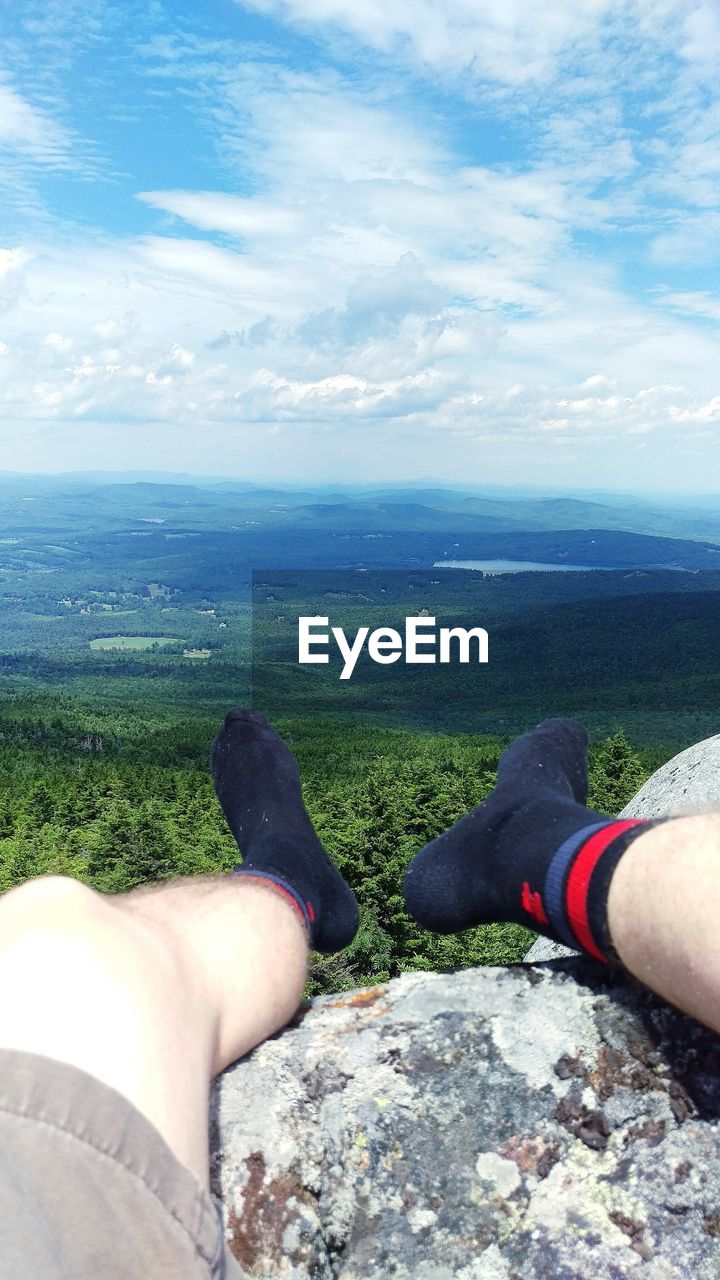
[
  {"xmin": 0, "ymin": 1, "xmax": 718, "ymax": 487},
  {"xmin": 681, "ymin": 1, "xmax": 720, "ymax": 64},
  {"xmin": 0, "ymin": 247, "xmax": 33, "ymax": 274},
  {"xmin": 650, "ymin": 211, "xmax": 720, "ymax": 265},
  {"xmin": 231, "ymin": 0, "xmax": 720, "ymax": 100},
  {"xmin": 235, "ymin": 0, "xmax": 628, "ymax": 86},
  {"xmin": 137, "ymin": 190, "xmax": 301, "ymax": 238},
  {"xmin": 0, "ymin": 226, "xmax": 715, "ymax": 446},
  {"xmin": 243, "ymin": 365, "xmax": 450, "ymax": 420},
  {"xmin": 658, "ymin": 291, "xmax": 720, "ymax": 321},
  {"xmin": 669, "ymin": 394, "xmax": 720, "ymax": 423},
  {"xmin": 297, "ymin": 253, "xmax": 446, "ymax": 347},
  {"xmin": 214, "ymin": 62, "xmax": 448, "ymax": 187},
  {"xmin": 0, "ymin": 246, "xmax": 33, "ymax": 315},
  {"xmin": 133, "ymin": 236, "xmax": 313, "ymax": 316},
  {"xmin": 0, "ymin": 79, "xmax": 76, "ymax": 167},
  {"xmin": 45, "ymin": 331, "xmax": 73, "ymax": 350}
]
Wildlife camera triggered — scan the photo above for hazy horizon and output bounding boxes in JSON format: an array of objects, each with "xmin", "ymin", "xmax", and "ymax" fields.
[{"xmin": 1, "ymin": 468, "xmax": 719, "ymax": 505}]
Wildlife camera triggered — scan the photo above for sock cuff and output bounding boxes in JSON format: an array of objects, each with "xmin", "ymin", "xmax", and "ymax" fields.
[
  {"xmin": 543, "ymin": 820, "xmax": 610, "ymax": 952},
  {"xmin": 566, "ymin": 819, "xmax": 646, "ymax": 962},
  {"xmin": 583, "ymin": 817, "xmax": 668, "ymax": 965},
  {"xmin": 232, "ymin": 867, "xmax": 316, "ymax": 937},
  {"xmin": 544, "ymin": 818, "xmax": 657, "ymax": 964}
]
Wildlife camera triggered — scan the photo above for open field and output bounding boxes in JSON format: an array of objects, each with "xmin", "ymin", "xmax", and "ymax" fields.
[{"xmin": 89, "ymin": 635, "xmax": 181, "ymax": 651}]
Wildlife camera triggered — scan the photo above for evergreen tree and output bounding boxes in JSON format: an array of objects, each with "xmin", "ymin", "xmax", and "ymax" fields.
[{"xmin": 589, "ymin": 731, "xmax": 648, "ymax": 815}]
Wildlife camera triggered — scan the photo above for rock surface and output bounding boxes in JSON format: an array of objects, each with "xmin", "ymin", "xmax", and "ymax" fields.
[
  {"xmin": 211, "ymin": 736, "xmax": 720, "ymax": 1278},
  {"xmin": 212, "ymin": 963, "xmax": 720, "ymax": 1279},
  {"xmin": 621, "ymin": 732, "xmax": 720, "ymax": 819}
]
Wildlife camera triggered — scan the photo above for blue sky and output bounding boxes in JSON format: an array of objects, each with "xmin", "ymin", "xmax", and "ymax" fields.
[{"xmin": 0, "ymin": 0, "xmax": 719, "ymax": 490}]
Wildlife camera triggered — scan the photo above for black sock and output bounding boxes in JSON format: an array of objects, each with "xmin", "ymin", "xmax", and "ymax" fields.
[
  {"xmin": 403, "ymin": 718, "xmax": 663, "ymax": 965},
  {"xmin": 211, "ymin": 708, "xmax": 359, "ymax": 954}
]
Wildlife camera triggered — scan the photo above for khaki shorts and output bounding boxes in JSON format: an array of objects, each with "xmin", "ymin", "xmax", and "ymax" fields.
[{"xmin": 0, "ymin": 1048, "xmax": 246, "ymax": 1280}]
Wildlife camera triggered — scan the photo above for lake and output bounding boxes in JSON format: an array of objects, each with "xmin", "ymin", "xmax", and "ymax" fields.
[{"xmin": 432, "ymin": 560, "xmax": 619, "ymax": 574}]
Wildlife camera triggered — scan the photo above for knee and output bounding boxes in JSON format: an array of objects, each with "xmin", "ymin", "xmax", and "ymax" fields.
[
  {"xmin": 0, "ymin": 874, "xmax": 105, "ymax": 938},
  {"xmin": 0, "ymin": 876, "xmax": 152, "ymax": 1012}
]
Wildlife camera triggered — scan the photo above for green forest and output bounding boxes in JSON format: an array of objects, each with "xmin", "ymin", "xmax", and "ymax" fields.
[{"xmin": 0, "ymin": 696, "xmax": 667, "ymax": 994}]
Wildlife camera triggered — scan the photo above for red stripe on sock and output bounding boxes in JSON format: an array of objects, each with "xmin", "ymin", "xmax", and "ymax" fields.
[
  {"xmin": 565, "ymin": 819, "xmax": 645, "ymax": 963},
  {"xmin": 237, "ymin": 874, "xmax": 309, "ymax": 930}
]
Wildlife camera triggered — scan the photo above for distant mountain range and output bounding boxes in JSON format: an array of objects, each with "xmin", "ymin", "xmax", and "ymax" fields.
[{"xmin": 0, "ymin": 475, "xmax": 719, "ymax": 547}]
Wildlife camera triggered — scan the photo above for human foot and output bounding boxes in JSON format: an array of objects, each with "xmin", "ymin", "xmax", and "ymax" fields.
[
  {"xmin": 211, "ymin": 708, "xmax": 359, "ymax": 953},
  {"xmin": 403, "ymin": 718, "xmax": 653, "ymax": 964}
]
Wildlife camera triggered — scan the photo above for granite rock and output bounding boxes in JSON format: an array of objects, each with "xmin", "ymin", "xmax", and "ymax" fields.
[
  {"xmin": 618, "ymin": 733, "xmax": 720, "ymax": 820},
  {"xmin": 212, "ymin": 963, "xmax": 720, "ymax": 1278}
]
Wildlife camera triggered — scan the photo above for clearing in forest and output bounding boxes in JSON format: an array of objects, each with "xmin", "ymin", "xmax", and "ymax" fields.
[{"xmin": 89, "ymin": 635, "xmax": 181, "ymax": 651}]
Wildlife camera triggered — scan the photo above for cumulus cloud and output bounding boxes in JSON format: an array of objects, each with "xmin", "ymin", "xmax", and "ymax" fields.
[
  {"xmin": 0, "ymin": 225, "xmax": 714, "ymax": 442},
  {"xmin": 669, "ymin": 394, "xmax": 720, "ymax": 423},
  {"xmin": 297, "ymin": 254, "xmax": 446, "ymax": 348},
  {"xmin": 242, "ymin": 365, "xmax": 451, "ymax": 421}
]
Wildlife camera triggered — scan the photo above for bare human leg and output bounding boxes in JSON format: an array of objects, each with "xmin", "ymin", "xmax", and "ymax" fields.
[
  {"xmin": 404, "ymin": 718, "xmax": 720, "ymax": 1036},
  {"xmin": 0, "ymin": 708, "xmax": 359, "ymax": 1189},
  {"xmin": 607, "ymin": 813, "xmax": 720, "ymax": 1035},
  {"xmin": 0, "ymin": 872, "xmax": 308, "ymax": 1186}
]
